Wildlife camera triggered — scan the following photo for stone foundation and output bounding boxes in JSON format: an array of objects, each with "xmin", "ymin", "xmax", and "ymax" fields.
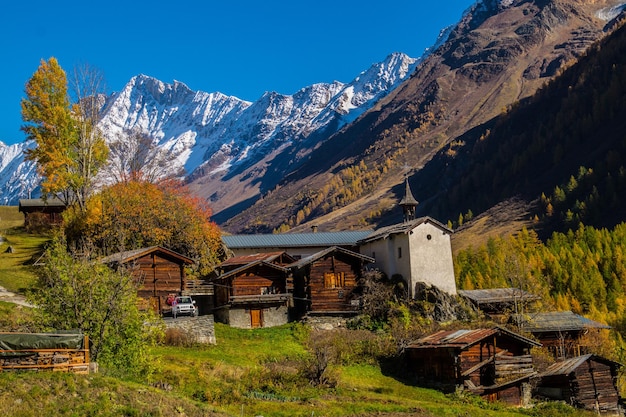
[{"xmin": 165, "ymin": 315, "xmax": 216, "ymax": 344}]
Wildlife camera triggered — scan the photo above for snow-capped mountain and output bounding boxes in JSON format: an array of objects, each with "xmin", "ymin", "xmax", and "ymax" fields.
[
  {"xmin": 0, "ymin": 141, "xmax": 38, "ymax": 204},
  {"xmin": 0, "ymin": 52, "xmax": 419, "ymax": 213},
  {"xmin": 99, "ymin": 52, "xmax": 418, "ymax": 183}
]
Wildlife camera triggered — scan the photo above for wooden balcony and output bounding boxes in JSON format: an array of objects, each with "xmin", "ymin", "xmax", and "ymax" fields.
[{"xmin": 183, "ymin": 280, "xmax": 214, "ymax": 295}]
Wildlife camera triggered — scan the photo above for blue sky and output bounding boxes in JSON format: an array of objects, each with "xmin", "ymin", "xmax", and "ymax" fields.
[{"xmin": 0, "ymin": 0, "xmax": 475, "ymax": 145}]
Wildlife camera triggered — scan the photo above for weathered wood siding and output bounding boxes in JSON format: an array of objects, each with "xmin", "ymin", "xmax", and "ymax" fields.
[
  {"xmin": 214, "ymin": 264, "xmax": 288, "ymax": 307},
  {"xmin": 308, "ymin": 255, "xmax": 359, "ymax": 312},
  {"xmin": 408, "ymin": 334, "xmax": 535, "ymax": 401},
  {"xmin": 407, "ymin": 348, "xmax": 458, "ymax": 390},
  {"xmin": 537, "ymin": 358, "xmax": 622, "ymax": 414},
  {"xmin": 129, "ymin": 253, "xmax": 186, "ymax": 307},
  {"xmin": 572, "ymin": 359, "xmax": 621, "ymax": 413},
  {"xmin": 531, "ymin": 331, "xmax": 584, "ymax": 359}
]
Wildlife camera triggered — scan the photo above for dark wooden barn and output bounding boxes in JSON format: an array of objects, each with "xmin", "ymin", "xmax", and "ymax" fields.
[
  {"xmin": 510, "ymin": 311, "xmax": 611, "ymax": 359},
  {"xmin": 406, "ymin": 326, "xmax": 541, "ymax": 406},
  {"xmin": 536, "ymin": 354, "xmax": 623, "ymax": 415},
  {"xmin": 212, "ymin": 259, "xmax": 293, "ymax": 329},
  {"xmin": 18, "ymin": 198, "xmax": 66, "ymax": 226},
  {"xmin": 288, "ymin": 246, "xmax": 374, "ymax": 316},
  {"xmin": 100, "ymin": 246, "xmax": 205, "ymax": 315}
]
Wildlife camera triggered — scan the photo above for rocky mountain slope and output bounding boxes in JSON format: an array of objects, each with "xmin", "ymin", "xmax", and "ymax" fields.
[{"xmin": 221, "ymin": 0, "xmax": 626, "ymax": 234}]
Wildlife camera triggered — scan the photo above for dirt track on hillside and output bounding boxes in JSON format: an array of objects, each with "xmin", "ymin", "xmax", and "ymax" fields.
[{"xmin": 0, "ymin": 285, "xmax": 33, "ymax": 307}]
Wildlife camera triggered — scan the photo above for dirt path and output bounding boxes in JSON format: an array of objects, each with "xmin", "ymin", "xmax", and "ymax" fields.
[{"xmin": 0, "ymin": 285, "xmax": 33, "ymax": 307}]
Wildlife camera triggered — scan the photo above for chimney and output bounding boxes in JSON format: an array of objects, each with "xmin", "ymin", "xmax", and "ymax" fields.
[{"xmin": 311, "ymin": 225, "xmax": 318, "ymax": 233}]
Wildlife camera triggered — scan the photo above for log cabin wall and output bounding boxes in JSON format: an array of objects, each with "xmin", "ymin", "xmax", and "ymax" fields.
[
  {"xmin": 232, "ymin": 264, "xmax": 286, "ymax": 297},
  {"xmin": 132, "ymin": 253, "xmax": 185, "ymax": 301},
  {"xmin": 406, "ymin": 348, "xmax": 458, "ymax": 390},
  {"xmin": 459, "ymin": 342, "xmax": 497, "ymax": 387},
  {"xmin": 531, "ymin": 331, "xmax": 584, "ymax": 359},
  {"xmin": 572, "ymin": 359, "xmax": 621, "ymax": 413},
  {"xmin": 308, "ymin": 254, "xmax": 359, "ymax": 312}
]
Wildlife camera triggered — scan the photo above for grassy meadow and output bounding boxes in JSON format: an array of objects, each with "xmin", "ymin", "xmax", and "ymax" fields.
[{"xmin": 0, "ymin": 206, "xmax": 594, "ymax": 416}]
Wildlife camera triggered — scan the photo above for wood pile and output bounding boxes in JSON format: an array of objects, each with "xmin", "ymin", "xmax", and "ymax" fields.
[{"xmin": 0, "ymin": 333, "xmax": 90, "ymax": 374}]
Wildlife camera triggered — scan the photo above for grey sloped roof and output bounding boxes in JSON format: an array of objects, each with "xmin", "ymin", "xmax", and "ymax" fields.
[
  {"xmin": 512, "ymin": 311, "xmax": 610, "ymax": 332},
  {"xmin": 459, "ymin": 288, "xmax": 541, "ymax": 304},
  {"xmin": 222, "ymin": 230, "xmax": 373, "ymax": 249},
  {"xmin": 358, "ymin": 216, "xmax": 452, "ymax": 244}
]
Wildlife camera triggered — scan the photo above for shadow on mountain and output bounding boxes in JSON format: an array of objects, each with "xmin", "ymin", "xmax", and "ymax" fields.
[{"xmin": 212, "ymin": 195, "xmax": 260, "ymax": 225}]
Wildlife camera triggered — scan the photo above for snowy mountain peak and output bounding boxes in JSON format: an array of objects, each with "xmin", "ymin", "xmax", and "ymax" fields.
[{"xmin": 0, "ymin": 42, "xmax": 423, "ymax": 209}]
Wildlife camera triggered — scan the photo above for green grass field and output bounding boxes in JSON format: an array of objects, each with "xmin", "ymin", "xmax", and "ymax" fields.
[{"xmin": 0, "ymin": 206, "xmax": 49, "ymax": 293}]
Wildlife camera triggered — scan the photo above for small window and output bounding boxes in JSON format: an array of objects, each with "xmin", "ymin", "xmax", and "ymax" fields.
[
  {"xmin": 427, "ymin": 234, "xmax": 432, "ymax": 240},
  {"xmin": 324, "ymin": 272, "xmax": 345, "ymax": 288},
  {"xmin": 372, "ymin": 251, "xmax": 375, "ymax": 259},
  {"xmin": 398, "ymin": 247, "xmax": 402, "ymax": 259}
]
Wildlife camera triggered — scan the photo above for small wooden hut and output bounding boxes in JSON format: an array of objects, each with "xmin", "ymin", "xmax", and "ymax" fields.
[
  {"xmin": 288, "ymin": 246, "xmax": 374, "ymax": 316},
  {"xmin": 100, "ymin": 246, "xmax": 198, "ymax": 315},
  {"xmin": 510, "ymin": 311, "xmax": 611, "ymax": 359},
  {"xmin": 18, "ymin": 197, "xmax": 66, "ymax": 226},
  {"xmin": 406, "ymin": 326, "xmax": 541, "ymax": 406},
  {"xmin": 212, "ymin": 258, "xmax": 293, "ymax": 328},
  {"xmin": 536, "ymin": 354, "xmax": 623, "ymax": 415}
]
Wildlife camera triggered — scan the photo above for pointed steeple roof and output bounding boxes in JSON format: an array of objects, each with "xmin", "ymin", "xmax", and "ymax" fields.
[
  {"xmin": 399, "ymin": 177, "xmax": 418, "ymax": 206},
  {"xmin": 399, "ymin": 177, "xmax": 418, "ymax": 222}
]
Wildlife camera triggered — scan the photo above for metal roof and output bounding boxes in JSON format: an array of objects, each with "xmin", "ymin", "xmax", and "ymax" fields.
[
  {"xmin": 512, "ymin": 311, "xmax": 611, "ymax": 332},
  {"xmin": 222, "ymin": 230, "xmax": 373, "ymax": 249},
  {"xmin": 358, "ymin": 216, "xmax": 452, "ymax": 244},
  {"xmin": 407, "ymin": 326, "xmax": 540, "ymax": 350},
  {"xmin": 459, "ymin": 288, "xmax": 541, "ymax": 304},
  {"xmin": 540, "ymin": 354, "xmax": 622, "ymax": 377}
]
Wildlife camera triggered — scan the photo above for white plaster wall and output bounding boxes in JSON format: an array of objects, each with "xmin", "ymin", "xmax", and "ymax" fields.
[
  {"xmin": 361, "ymin": 235, "xmax": 411, "ymax": 291},
  {"xmin": 408, "ymin": 223, "xmax": 457, "ymax": 295}
]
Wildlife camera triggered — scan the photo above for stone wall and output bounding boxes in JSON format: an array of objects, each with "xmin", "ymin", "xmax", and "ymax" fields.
[{"xmin": 165, "ymin": 315, "xmax": 216, "ymax": 344}]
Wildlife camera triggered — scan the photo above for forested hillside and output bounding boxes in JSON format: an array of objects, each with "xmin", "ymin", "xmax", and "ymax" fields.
[
  {"xmin": 222, "ymin": 0, "xmax": 622, "ymax": 234},
  {"xmin": 417, "ymin": 16, "xmax": 626, "ymax": 235}
]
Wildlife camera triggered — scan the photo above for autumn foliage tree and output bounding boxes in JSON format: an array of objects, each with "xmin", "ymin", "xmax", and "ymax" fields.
[
  {"xmin": 64, "ymin": 179, "xmax": 224, "ymax": 276},
  {"xmin": 21, "ymin": 57, "xmax": 108, "ymax": 211}
]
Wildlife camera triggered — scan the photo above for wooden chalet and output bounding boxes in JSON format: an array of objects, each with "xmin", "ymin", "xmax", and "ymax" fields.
[
  {"xmin": 510, "ymin": 311, "xmax": 611, "ymax": 359},
  {"xmin": 18, "ymin": 197, "xmax": 66, "ymax": 226},
  {"xmin": 100, "ymin": 246, "xmax": 212, "ymax": 315},
  {"xmin": 406, "ymin": 326, "xmax": 541, "ymax": 406},
  {"xmin": 212, "ymin": 256, "xmax": 294, "ymax": 329},
  {"xmin": 536, "ymin": 354, "xmax": 623, "ymax": 415},
  {"xmin": 459, "ymin": 288, "xmax": 541, "ymax": 320},
  {"xmin": 288, "ymin": 246, "xmax": 375, "ymax": 316}
]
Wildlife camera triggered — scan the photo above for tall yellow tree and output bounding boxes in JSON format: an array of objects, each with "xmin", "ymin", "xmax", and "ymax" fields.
[{"xmin": 21, "ymin": 57, "xmax": 108, "ymax": 211}]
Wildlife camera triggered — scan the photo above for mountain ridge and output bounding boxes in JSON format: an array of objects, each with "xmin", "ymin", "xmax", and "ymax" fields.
[
  {"xmin": 221, "ymin": 0, "xmax": 626, "ymax": 234},
  {"xmin": 0, "ymin": 52, "xmax": 419, "ymax": 210}
]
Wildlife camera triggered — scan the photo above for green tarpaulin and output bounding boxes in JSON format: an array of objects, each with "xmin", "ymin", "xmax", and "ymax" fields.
[{"xmin": 0, "ymin": 332, "xmax": 85, "ymax": 352}]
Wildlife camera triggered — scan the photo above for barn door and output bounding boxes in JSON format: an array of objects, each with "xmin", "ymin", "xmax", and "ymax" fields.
[{"xmin": 250, "ymin": 309, "xmax": 263, "ymax": 328}]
